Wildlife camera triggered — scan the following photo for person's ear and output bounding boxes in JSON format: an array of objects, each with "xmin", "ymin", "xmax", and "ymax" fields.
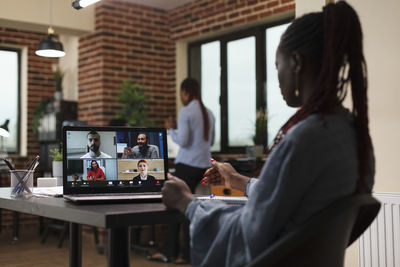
[{"xmin": 290, "ymin": 51, "xmax": 303, "ymax": 74}]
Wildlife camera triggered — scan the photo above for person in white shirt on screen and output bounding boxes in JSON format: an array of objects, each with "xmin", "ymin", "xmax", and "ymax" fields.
[{"xmin": 81, "ymin": 131, "xmax": 112, "ymax": 159}]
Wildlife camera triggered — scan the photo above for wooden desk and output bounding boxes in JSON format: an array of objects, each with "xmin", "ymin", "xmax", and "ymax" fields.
[{"xmin": 0, "ymin": 188, "xmax": 184, "ymax": 267}]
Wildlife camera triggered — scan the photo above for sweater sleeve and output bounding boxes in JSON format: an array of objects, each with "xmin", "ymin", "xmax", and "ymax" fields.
[
  {"xmin": 184, "ymin": 138, "xmax": 320, "ymax": 267},
  {"xmin": 184, "ymin": 114, "xmax": 370, "ymax": 267},
  {"xmin": 169, "ymin": 108, "xmax": 190, "ymax": 147}
]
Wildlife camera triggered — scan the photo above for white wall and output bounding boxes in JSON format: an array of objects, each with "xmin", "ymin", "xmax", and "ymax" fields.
[
  {"xmin": 59, "ymin": 35, "xmax": 79, "ymax": 101},
  {"xmin": 295, "ymin": 0, "xmax": 326, "ymax": 16},
  {"xmin": 347, "ymin": 0, "xmax": 400, "ymax": 193},
  {"xmin": 0, "ymin": 0, "xmax": 95, "ymax": 36}
]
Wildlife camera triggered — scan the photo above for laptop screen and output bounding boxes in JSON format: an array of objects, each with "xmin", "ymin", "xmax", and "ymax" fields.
[{"xmin": 62, "ymin": 126, "xmax": 168, "ymax": 195}]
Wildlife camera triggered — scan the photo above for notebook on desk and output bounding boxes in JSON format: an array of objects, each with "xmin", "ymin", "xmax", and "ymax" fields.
[
  {"xmin": 196, "ymin": 195, "xmax": 248, "ymax": 205},
  {"xmin": 62, "ymin": 126, "xmax": 168, "ymax": 203}
]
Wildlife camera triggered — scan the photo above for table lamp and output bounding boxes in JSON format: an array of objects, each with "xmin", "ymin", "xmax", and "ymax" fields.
[{"xmin": 0, "ymin": 119, "xmax": 10, "ymax": 154}]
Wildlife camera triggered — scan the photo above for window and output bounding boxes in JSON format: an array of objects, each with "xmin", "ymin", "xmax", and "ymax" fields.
[
  {"xmin": 200, "ymin": 41, "xmax": 221, "ymax": 151},
  {"xmin": 0, "ymin": 48, "xmax": 20, "ymax": 154},
  {"xmin": 227, "ymin": 36, "xmax": 256, "ymax": 147},
  {"xmin": 189, "ymin": 20, "xmax": 295, "ymax": 153}
]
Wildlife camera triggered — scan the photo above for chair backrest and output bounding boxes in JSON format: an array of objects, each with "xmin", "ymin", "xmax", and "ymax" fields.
[{"xmin": 246, "ymin": 194, "xmax": 381, "ymax": 267}]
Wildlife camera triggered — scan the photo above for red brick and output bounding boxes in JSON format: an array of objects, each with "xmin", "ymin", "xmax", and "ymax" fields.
[{"xmin": 267, "ymin": 1, "xmax": 279, "ymax": 8}]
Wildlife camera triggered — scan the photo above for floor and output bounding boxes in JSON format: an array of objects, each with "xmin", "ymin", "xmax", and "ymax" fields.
[{"xmin": 0, "ymin": 227, "xmax": 190, "ymax": 267}]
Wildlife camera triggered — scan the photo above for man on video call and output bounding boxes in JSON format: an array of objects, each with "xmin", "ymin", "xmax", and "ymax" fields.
[
  {"xmin": 132, "ymin": 133, "xmax": 159, "ymax": 158},
  {"xmin": 81, "ymin": 131, "xmax": 112, "ymax": 159}
]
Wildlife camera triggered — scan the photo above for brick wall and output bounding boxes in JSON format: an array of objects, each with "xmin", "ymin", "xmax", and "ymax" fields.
[
  {"xmin": 77, "ymin": 0, "xmax": 294, "ymax": 126},
  {"xmin": 78, "ymin": 0, "xmax": 176, "ymax": 126},
  {"xmin": 168, "ymin": 0, "xmax": 295, "ymax": 40},
  {"xmin": 0, "ymin": 27, "xmax": 59, "ymax": 229}
]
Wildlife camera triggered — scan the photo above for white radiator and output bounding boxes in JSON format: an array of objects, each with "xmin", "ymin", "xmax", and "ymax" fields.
[{"xmin": 359, "ymin": 193, "xmax": 400, "ymax": 267}]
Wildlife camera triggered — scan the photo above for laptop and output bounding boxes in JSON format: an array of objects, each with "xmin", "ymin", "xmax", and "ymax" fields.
[{"xmin": 62, "ymin": 126, "xmax": 168, "ymax": 203}]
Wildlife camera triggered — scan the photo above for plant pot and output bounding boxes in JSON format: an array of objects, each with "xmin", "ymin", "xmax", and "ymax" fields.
[
  {"xmin": 52, "ymin": 161, "xmax": 63, "ymax": 186},
  {"xmin": 54, "ymin": 91, "xmax": 63, "ymax": 101},
  {"xmin": 253, "ymin": 145, "xmax": 264, "ymax": 156},
  {"xmin": 52, "ymin": 161, "xmax": 63, "ymax": 177}
]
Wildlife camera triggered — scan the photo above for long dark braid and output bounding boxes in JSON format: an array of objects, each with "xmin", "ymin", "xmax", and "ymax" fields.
[
  {"xmin": 270, "ymin": 2, "xmax": 372, "ymax": 192},
  {"xmin": 181, "ymin": 78, "xmax": 210, "ymax": 141}
]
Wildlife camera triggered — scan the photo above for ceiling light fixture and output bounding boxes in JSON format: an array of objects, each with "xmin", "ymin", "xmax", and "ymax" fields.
[
  {"xmin": 35, "ymin": 27, "xmax": 65, "ymax": 58},
  {"xmin": 72, "ymin": 0, "xmax": 101, "ymax": 10},
  {"xmin": 35, "ymin": 0, "xmax": 65, "ymax": 58}
]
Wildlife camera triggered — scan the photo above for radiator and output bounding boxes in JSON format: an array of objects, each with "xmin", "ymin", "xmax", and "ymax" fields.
[{"xmin": 359, "ymin": 193, "xmax": 400, "ymax": 267}]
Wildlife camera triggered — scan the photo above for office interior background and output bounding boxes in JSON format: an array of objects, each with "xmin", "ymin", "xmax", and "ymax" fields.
[{"xmin": 0, "ymin": 0, "xmax": 399, "ymax": 266}]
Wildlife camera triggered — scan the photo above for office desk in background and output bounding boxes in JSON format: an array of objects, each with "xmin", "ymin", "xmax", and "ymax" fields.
[{"xmin": 0, "ymin": 188, "xmax": 184, "ymax": 267}]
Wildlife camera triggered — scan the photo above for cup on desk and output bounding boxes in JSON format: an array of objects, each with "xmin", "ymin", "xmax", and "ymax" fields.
[{"xmin": 10, "ymin": 170, "xmax": 34, "ymax": 197}]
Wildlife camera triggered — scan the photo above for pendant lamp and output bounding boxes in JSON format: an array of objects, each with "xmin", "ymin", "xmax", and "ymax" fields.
[
  {"xmin": 35, "ymin": 0, "xmax": 65, "ymax": 58},
  {"xmin": 35, "ymin": 27, "xmax": 65, "ymax": 58}
]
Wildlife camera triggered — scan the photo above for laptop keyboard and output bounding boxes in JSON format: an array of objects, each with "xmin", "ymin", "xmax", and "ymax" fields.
[{"xmin": 72, "ymin": 192, "xmax": 161, "ymax": 197}]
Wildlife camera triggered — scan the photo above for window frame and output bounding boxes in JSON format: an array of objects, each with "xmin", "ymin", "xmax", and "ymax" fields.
[
  {"xmin": 0, "ymin": 46, "xmax": 21, "ymax": 154},
  {"xmin": 188, "ymin": 17, "xmax": 293, "ymax": 154}
]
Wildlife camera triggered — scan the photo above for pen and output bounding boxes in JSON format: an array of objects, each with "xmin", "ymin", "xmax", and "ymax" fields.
[
  {"xmin": 27, "ymin": 155, "xmax": 40, "ymax": 171},
  {"xmin": 2, "ymin": 158, "xmax": 15, "ymax": 170},
  {"xmin": 1, "ymin": 159, "xmax": 27, "ymax": 195},
  {"xmin": 12, "ymin": 156, "xmax": 39, "ymax": 195},
  {"xmin": 209, "ymin": 193, "xmax": 215, "ymax": 199},
  {"xmin": 16, "ymin": 161, "xmax": 40, "ymax": 194}
]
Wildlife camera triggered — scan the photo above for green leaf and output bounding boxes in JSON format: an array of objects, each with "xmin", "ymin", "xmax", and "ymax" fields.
[
  {"xmin": 49, "ymin": 148, "xmax": 63, "ymax": 161},
  {"xmin": 116, "ymin": 81, "xmax": 148, "ymax": 126}
]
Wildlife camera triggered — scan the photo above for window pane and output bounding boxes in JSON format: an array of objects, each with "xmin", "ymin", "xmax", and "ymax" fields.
[
  {"xmin": 227, "ymin": 37, "xmax": 256, "ymax": 147},
  {"xmin": 266, "ymin": 23, "xmax": 296, "ymax": 145},
  {"xmin": 0, "ymin": 50, "xmax": 19, "ymax": 153},
  {"xmin": 201, "ymin": 41, "xmax": 221, "ymax": 151}
]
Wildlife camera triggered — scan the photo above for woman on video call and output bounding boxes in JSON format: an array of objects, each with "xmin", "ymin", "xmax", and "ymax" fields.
[
  {"xmin": 87, "ymin": 160, "xmax": 106, "ymax": 180},
  {"xmin": 132, "ymin": 159, "xmax": 156, "ymax": 185},
  {"xmin": 162, "ymin": 2, "xmax": 375, "ymax": 266}
]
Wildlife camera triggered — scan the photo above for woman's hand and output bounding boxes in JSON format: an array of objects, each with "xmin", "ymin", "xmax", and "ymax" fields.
[
  {"xmin": 202, "ymin": 159, "xmax": 251, "ymax": 193},
  {"xmin": 164, "ymin": 116, "xmax": 174, "ymax": 130},
  {"xmin": 162, "ymin": 174, "xmax": 194, "ymax": 213}
]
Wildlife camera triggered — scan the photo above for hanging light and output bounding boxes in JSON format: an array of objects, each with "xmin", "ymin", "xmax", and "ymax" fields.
[
  {"xmin": 72, "ymin": 0, "xmax": 101, "ymax": 10},
  {"xmin": 35, "ymin": 0, "xmax": 65, "ymax": 58},
  {"xmin": 35, "ymin": 27, "xmax": 65, "ymax": 58}
]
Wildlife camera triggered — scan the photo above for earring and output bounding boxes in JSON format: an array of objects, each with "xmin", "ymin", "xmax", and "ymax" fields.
[{"xmin": 295, "ymin": 72, "xmax": 300, "ymax": 98}]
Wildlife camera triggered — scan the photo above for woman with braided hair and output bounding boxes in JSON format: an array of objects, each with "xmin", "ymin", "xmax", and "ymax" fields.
[{"xmin": 162, "ymin": 2, "xmax": 374, "ymax": 266}]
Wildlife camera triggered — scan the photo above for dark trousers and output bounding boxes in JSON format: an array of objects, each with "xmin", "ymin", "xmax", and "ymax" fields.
[{"xmin": 163, "ymin": 163, "xmax": 207, "ymax": 261}]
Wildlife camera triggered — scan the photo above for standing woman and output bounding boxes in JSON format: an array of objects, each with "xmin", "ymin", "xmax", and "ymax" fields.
[
  {"xmin": 153, "ymin": 78, "xmax": 215, "ymax": 263},
  {"xmin": 162, "ymin": 2, "xmax": 374, "ymax": 267},
  {"xmin": 166, "ymin": 77, "xmax": 215, "ymax": 193}
]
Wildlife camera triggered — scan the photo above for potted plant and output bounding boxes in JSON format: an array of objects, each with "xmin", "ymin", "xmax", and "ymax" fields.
[
  {"xmin": 49, "ymin": 148, "xmax": 63, "ymax": 186},
  {"xmin": 251, "ymin": 109, "xmax": 268, "ymax": 156},
  {"xmin": 116, "ymin": 81, "xmax": 148, "ymax": 126},
  {"xmin": 32, "ymin": 98, "xmax": 53, "ymax": 136}
]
